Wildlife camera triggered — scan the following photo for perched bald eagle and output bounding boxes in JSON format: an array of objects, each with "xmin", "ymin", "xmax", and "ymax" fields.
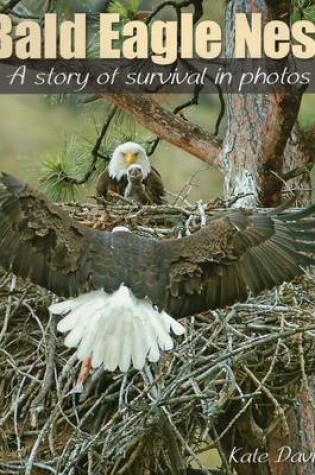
[
  {"xmin": 96, "ymin": 142, "xmax": 165, "ymax": 204},
  {"xmin": 1, "ymin": 173, "xmax": 315, "ymax": 375}
]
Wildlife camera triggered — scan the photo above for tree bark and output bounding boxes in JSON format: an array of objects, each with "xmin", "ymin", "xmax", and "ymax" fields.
[
  {"xmin": 105, "ymin": 94, "xmax": 222, "ymax": 167},
  {"xmin": 221, "ymin": 0, "xmax": 303, "ymax": 208}
]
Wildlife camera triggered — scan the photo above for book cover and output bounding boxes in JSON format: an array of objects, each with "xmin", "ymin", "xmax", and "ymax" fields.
[{"xmin": 0, "ymin": 2, "xmax": 314, "ymax": 474}]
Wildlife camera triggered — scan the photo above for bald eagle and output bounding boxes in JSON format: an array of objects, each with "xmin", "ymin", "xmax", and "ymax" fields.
[
  {"xmin": 1, "ymin": 173, "xmax": 315, "ymax": 375},
  {"xmin": 96, "ymin": 142, "xmax": 165, "ymax": 204}
]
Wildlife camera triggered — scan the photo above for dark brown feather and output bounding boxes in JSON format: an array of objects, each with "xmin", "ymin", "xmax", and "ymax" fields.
[
  {"xmin": 1, "ymin": 173, "xmax": 315, "ymax": 319},
  {"xmin": 96, "ymin": 169, "xmax": 127, "ymax": 200},
  {"xmin": 96, "ymin": 167, "xmax": 165, "ymax": 204}
]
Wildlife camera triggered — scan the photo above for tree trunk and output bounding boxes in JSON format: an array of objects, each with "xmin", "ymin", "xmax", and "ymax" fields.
[{"xmin": 221, "ymin": 0, "xmax": 305, "ymax": 207}]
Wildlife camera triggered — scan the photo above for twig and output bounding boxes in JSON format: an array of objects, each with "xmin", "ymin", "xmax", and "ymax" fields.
[
  {"xmin": 56, "ymin": 106, "xmax": 117, "ymax": 185},
  {"xmin": 30, "ymin": 315, "xmax": 57, "ymax": 427}
]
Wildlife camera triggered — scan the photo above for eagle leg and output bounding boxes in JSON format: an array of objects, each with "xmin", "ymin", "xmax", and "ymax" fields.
[
  {"xmin": 78, "ymin": 356, "xmax": 92, "ymax": 383},
  {"xmin": 69, "ymin": 357, "xmax": 92, "ymax": 394}
]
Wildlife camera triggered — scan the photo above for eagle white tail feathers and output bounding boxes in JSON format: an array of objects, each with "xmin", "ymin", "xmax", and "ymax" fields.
[{"xmin": 49, "ymin": 285, "xmax": 185, "ymax": 372}]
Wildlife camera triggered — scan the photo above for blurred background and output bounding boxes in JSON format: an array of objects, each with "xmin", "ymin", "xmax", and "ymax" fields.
[{"xmin": 0, "ymin": 94, "xmax": 225, "ymax": 202}]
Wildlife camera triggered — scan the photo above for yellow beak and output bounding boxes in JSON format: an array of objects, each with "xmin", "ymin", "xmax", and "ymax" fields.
[{"xmin": 125, "ymin": 153, "xmax": 137, "ymax": 165}]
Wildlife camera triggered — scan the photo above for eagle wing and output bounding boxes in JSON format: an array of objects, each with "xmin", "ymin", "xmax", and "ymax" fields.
[
  {"xmin": 0, "ymin": 173, "xmax": 171, "ymax": 302},
  {"xmin": 1, "ymin": 173, "xmax": 315, "ymax": 318},
  {"xmin": 165, "ymin": 208, "xmax": 315, "ymax": 316}
]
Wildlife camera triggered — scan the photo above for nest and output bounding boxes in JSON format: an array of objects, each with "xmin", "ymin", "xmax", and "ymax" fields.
[{"xmin": 1, "ymin": 200, "xmax": 315, "ymax": 475}]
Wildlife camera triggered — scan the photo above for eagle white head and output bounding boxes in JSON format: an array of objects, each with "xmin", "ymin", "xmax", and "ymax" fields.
[{"xmin": 108, "ymin": 142, "xmax": 151, "ymax": 181}]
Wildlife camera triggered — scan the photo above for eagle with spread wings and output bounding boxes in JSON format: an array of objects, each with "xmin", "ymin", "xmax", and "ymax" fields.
[{"xmin": 1, "ymin": 172, "xmax": 315, "ymax": 376}]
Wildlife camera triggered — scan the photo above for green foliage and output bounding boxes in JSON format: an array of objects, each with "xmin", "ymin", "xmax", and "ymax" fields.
[
  {"xmin": 108, "ymin": 0, "xmax": 141, "ymax": 19},
  {"xmin": 303, "ymin": 5, "xmax": 315, "ymax": 22},
  {"xmin": 108, "ymin": 0, "xmax": 130, "ymax": 17},
  {"xmin": 38, "ymin": 109, "xmax": 151, "ymax": 202},
  {"xmin": 108, "ymin": 110, "xmax": 152, "ymax": 152},
  {"xmin": 292, "ymin": 0, "xmax": 315, "ymax": 23},
  {"xmin": 40, "ymin": 138, "xmax": 91, "ymax": 202},
  {"xmin": 87, "ymin": 0, "xmax": 142, "ymax": 57}
]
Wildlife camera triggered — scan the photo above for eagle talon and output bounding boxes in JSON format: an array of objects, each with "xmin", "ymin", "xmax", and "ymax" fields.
[{"xmin": 68, "ymin": 381, "xmax": 84, "ymax": 395}]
